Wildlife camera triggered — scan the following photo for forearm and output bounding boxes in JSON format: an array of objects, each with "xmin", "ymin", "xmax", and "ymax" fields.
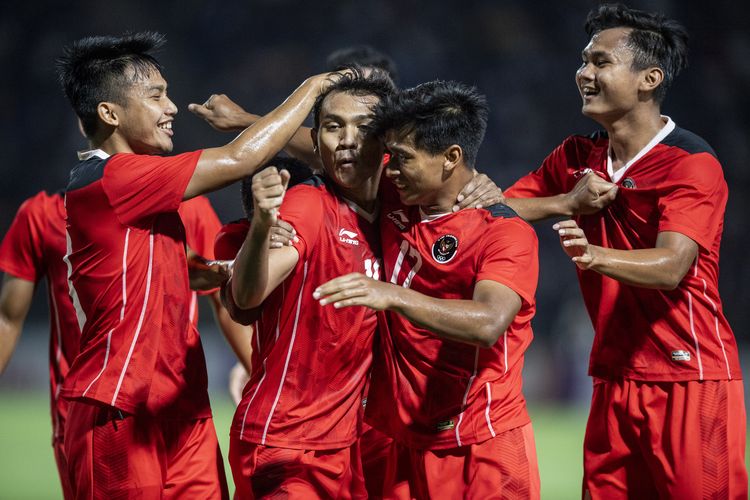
[
  {"xmin": 505, "ymin": 195, "xmax": 573, "ymax": 222},
  {"xmin": 231, "ymin": 221, "xmax": 273, "ymax": 309},
  {"xmin": 586, "ymin": 246, "xmax": 690, "ymax": 289},
  {"xmin": 209, "ymin": 292, "xmax": 253, "ymax": 373},
  {"xmin": 388, "ymin": 287, "xmax": 511, "ymax": 348},
  {"xmin": 0, "ymin": 316, "xmax": 23, "ymax": 374}
]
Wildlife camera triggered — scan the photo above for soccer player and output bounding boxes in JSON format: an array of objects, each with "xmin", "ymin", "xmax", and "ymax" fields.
[
  {"xmin": 225, "ymin": 69, "xmax": 393, "ymax": 499},
  {"xmin": 315, "ymin": 80, "xmax": 541, "ymax": 499},
  {"xmin": 0, "ymin": 188, "xmax": 249, "ymax": 499},
  {"xmin": 56, "ymin": 31, "xmax": 339, "ymax": 498},
  {"xmin": 503, "ymin": 4, "xmax": 747, "ymax": 498}
]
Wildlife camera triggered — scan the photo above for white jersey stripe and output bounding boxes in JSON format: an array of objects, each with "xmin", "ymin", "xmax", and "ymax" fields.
[
  {"xmin": 188, "ymin": 291, "xmax": 197, "ymax": 323},
  {"xmin": 484, "ymin": 382, "xmax": 496, "ymax": 438},
  {"xmin": 262, "ymin": 261, "xmax": 308, "ymax": 445},
  {"xmin": 240, "ymin": 320, "xmax": 265, "ymax": 440},
  {"xmin": 687, "ymin": 290, "xmax": 704, "ymax": 380},
  {"xmin": 83, "ymin": 330, "xmax": 112, "ymax": 396},
  {"xmin": 694, "ymin": 254, "xmax": 732, "ymax": 379},
  {"xmin": 112, "ymin": 229, "xmax": 153, "ymax": 406},
  {"xmin": 49, "ymin": 282, "xmax": 63, "ymax": 364},
  {"xmin": 503, "ymin": 330, "xmax": 508, "ymax": 374},
  {"xmin": 454, "ymin": 347, "xmax": 479, "ymax": 447},
  {"xmin": 64, "ymin": 228, "xmax": 87, "ymax": 332}
]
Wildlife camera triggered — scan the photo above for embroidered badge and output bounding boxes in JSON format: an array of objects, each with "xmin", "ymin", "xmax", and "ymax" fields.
[
  {"xmin": 432, "ymin": 234, "xmax": 458, "ymax": 264},
  {"xmin": 622, "ymin": 177, "xmax": 637, "ymax": 189}
]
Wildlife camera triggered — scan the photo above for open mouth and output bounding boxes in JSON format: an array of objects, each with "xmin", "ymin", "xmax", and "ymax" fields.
[
  {"xmin": 581, "ymin": 86, "xmax": 599, "ymax": 99},
  {"xmin": 158, "ymin": 121, "xmax": 174, "ymax": 136}
]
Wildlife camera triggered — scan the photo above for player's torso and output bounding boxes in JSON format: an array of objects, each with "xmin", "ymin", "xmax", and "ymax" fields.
[{"xmin": 233, "ymin": 185, "xmax": 379, "ymax": 449}]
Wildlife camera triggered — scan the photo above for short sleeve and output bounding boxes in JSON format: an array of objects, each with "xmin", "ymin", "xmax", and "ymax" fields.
[
  {"xmin": 0, "ymin": 193, "xmax": 48, "ymax": 282},
  {"xmin": 179, "ymin": 196, "xmax": 222, "ymax": 261},
  {"xmin": 476, "ymin": 218, "xmax": 539, "ymax": 307},
  {"xmin": 102, "ymin": 150, "xmax": 202, "ymax": 226},
  {"xmin": 277, "ymin": 184, "xmax": 325, "ymax": 261},
  {"xmin": 658, "ymin": 153, "xmax": 727, "ymax": 251},
  {"xmin": 504, "ymin": 137, "xmax": 580, "ymax": 198}
]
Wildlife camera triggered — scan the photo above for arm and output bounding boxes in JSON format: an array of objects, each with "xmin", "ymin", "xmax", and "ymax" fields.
[
  {"xmin": 314, "ymin": 274, "xmax": 521, "ymax": 348},
  {"xmin": 188, "ymin": 94, "xmax": 320, "ymax": 171},
  {"xmin": 207, "ymin": 291, "xmax": 253, "ymax": 373},
  {"xmin": 505, "ymin": 171, "xmax": 618, "ymax": 222},
  {"xmin": 555, "ymin": 219, "xmax": 698, "ymax": 290},
  {"xmin": 231, "ymin": 167, "xmax": 300, "ymax": 309},
  {"xmin": 0, "ymin": 274, "xmax": 35, "ymax": 374}
]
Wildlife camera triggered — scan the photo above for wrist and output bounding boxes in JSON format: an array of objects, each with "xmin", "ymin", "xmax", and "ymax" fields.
[
  {"xmin": 559, "ymin": 193, "xmax": 576, "ymax": 216},
  {"xmin": 587, "ymin": 245, "xmax": 606, "ymax": 271}
]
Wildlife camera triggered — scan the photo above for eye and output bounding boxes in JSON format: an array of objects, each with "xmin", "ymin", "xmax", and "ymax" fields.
[{"xmin": 324, "ymin": 122, "xmax": 340, "ymax": 131}]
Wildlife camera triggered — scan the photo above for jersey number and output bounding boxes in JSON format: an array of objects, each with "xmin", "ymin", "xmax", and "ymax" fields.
[
  {"xmin": 364, "ymin": 258, "xmax": 380, "ymax": 280},
  {"xmin": 389, "ymin": 240, "xmax": 422, "ymax": 288}
]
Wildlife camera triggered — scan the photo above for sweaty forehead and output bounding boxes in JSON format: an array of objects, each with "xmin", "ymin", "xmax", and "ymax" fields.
[
  {"xmin": 586, "ymin": 27, "xmax": 633, "ymax": 56},
  {"xmin": 320, "ymin": 91, "xmax": 379, "ymax": 118}
]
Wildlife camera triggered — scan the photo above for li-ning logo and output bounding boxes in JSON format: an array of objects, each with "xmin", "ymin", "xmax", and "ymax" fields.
[
  {"xmin": 387, "ymin": 209, "xmax": 409, "ymax": 230},
  {"xmin": 671, "ymin": 350, "xmax": 691, "ymax": 362},
  {"xmin": 432, "ymin": 234, "xmax": 458, "ymax": 264},
  {"xmin": 339, "ymin": 228, "xmax": 359, "ymax": 246}
]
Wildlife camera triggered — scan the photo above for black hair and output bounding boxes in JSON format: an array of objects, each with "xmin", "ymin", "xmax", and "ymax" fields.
[
  {"xmin": 311, "ymin": 65, "xmax": 396, "ymax": 130},
  {"xmin": 585, "ymin": 3, "xmax": 689, "ymax": 102},
  {"xmin": 240, "ymin": 156, "xmax": 312, "ymax": 218},
  {"xmin": 326, "ymin": 45, "xmax": 398, "ymax": 82},
  {"xmin": 372, "ymin": 80, "xmax": 488, "ymax": 168},
  {"xmin": 56, "ymin": 32, "xmax": 166, "ymax": 138}
]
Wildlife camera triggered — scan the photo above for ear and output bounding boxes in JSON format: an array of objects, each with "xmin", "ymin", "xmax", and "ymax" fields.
[
  {"xmin": 640, "ymin": 67, "xmax": 664, "ymax": 95},
  {"xmin": 443, "ymin": 145, "xmax": 462, "ymax": 173},
  {"xmin": 97, "ymin": 102, "xmax": 120, "ymax": 128},
  {"xmin": 310, "ymin": 128, "xmax": 319, "ymax": 153}
]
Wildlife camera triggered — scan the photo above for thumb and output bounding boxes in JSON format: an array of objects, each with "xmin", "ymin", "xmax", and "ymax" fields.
[
  {"xmin": 279, "ymin": 169, "xmax": 291, "ymax": 191},
  {"xmin": 188, "ymin": 103, "xmax": 209, "ymax": 119}
]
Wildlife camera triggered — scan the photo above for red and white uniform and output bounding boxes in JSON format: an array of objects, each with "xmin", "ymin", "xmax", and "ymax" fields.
[
  {"xmin": 506, "ymin": 118, "xmax": 747, "ymax": 498},
  {"xmin": 62, "ymin": 149, "xmax": 227, "ymax": 498},
  {"xmin": 229, "ymin": 176, "xmax": 379, "ymax": 499}
]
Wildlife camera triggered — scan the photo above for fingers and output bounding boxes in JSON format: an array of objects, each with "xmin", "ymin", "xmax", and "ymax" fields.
[
  {"xmin": 279, "ymin": 169, "xmax": 291, "ymax": 191},
  {"xmin": 269, "ymin": 219, "xmax": 297, "ymax": 249},
  {"xmin": 313, "ymin": 273, "xmax": 366, "ymax": 299},
  {"xmin": 317, "ymin": 286, "xmax": 368, "ymax": 307},
  {"xmin": 552, "ymin": 220, "xmax": 580, "ymax": 230}
]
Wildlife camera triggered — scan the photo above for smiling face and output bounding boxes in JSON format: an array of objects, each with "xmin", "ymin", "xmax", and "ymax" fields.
[
  {"xmin": 575, "ymin": 27, "xmax": 647, "ymax": 123},
  {"xmin": 383, "ymin": 129, "xmax": 447, "ymax": 207},
  {"xmin": 313, "ymin": 90, "xmax": 384, "ymax": 192},
  {"xmin": 114, "ymin": 67, "xmax": 177, "ymax": 154}
]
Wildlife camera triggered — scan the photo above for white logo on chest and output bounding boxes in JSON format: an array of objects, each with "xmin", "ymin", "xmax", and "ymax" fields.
[{"xmin": 339, "ymin": 228, "xmax": 359, "ymax": 246}]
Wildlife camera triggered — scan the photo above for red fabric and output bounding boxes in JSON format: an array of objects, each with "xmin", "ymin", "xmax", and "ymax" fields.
[
  {"xmin": 53, "ymin": 438, "xmax": 74, "ymax": 500},
  {"xmin": 0, "ymin": 191, "xmax": 80, "ymax": 445},
  {"xmin": 64, "ymin": 400, "xmax": 228, "ymax": 499},
  {"xmin": 179, "ymin": 195, "xmax": 223, "ymax": 306},
  {"xmin": 230, "ymin": 179, "xmax": 379, "ymax": 450},
  {"xmin": 214, "ymin": 220, "xmax": 250, "ymax": 261},
  {"xmin": 583, "ymin": 378, "xmax": 747, "ymax": 499},
  {"xmin": 367, "ymin": 190, "xmax": 538, "ymax": 449},
  {"xmin": 506, "ymin": 129, "xmax": 741, "ymax": 382},
  {"xmin": 359, "ymin": 424, "xmax": 394, "ymax": 499},
  {"xmin": 382, "ymin": 423, "xmax": 540, "ymax": 500},
  {"xmin": 229, "ymin": 438, "xmax": 366, "ymax": 499},
  {"xmin": 62, "ymin": 151, "xmax": 211, "ymax": 418}
]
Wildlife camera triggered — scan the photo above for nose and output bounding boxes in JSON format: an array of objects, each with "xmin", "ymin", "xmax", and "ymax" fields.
[
  {"xmin": 165, "ymin": 96, "xmax": 178, "ymax": 116},
  {"xmin": 339, "ymin": 125, "xmax": 357, "ymax": 149},
  {"xmin": 576, "ymin": 62, "xmax": 594, "ymax": 84}
]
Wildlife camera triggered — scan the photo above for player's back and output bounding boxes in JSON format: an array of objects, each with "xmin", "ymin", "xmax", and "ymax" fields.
[
  {"xmin": 369, "ymin": 200, "xmax": 539, "ymax": 449},
  {"xmin": 232, "ymin": 177, "xmax": 380, "ymax": 450}
]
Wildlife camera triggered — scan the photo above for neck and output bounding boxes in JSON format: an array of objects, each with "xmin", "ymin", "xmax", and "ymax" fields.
[
  {"xmin": 419, "ymin": 166, "xmax": 474, "ymax": 215},
  {"xmin": 334, "ymin": 172, "xmax": 381, "ymax": 213},
  {"xmin": 90, "ymin": 130, "xmax": 135, "ymax": 156},
  {"xmin": 598, "ymin": 106, "xmax": 664, "ymax": 169}
]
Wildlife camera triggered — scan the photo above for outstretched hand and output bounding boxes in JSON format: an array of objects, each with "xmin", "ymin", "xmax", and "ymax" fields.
[
  {"xmin": 314, "ymin": 272, "xmax": 395, "ymax": 311},
  {"xmin": 188, "ymin": 94, "xmax": 254, "ymax": 132},
  {"xmin": 554, "ymin": 219, "xmax": 598, "ymax": 270}
]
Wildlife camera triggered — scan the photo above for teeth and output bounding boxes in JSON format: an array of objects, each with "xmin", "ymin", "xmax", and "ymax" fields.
[{"xmin": 158, "ymin": 122, "xmax": 172, "ymax": 130}]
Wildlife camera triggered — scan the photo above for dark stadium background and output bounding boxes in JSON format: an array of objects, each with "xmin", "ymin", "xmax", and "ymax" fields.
[{"xmin": 0, "ymin": 0, "xmax": 748, "ymax": 497}]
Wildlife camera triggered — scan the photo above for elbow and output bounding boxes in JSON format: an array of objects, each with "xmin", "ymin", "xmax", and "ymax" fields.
[
  {"xmin": 474, "ymin": 314, "xmax": 515, "ymax": 348},
  {"xmin": 230, "ymin": 279, "xmax": 262, "ymax": 311}
]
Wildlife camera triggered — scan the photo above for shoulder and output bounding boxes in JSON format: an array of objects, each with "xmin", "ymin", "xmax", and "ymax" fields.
[
  {"xmin": 179, "ymin": 195, "xmax": 215, "ymax": 217},
  {"xmin": 480, "ymin": 204, "xmax": 537, "ymax": 240},
  {"xmin": 662, "ymin": 127, "xmax": 717, "ymax": 158},
  {"xmin": 67, "ymin": 156, "xmax": 109, "ymax": 192}
]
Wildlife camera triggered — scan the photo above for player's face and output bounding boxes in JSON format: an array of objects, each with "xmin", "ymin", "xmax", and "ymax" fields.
[
  {"xmin": 576, "ymin": 27, "xmax": 645, "ymax": 122},
  {"xmin": 116, "ymin": 68, "xmax": 178, "ymax": 154},
  {"xmin": 314, "ymin": 91, "xmax": 384, "ymax": 192},
  {"xmin": 383, "ymin": 130, "xmax": 445, "ymax": 206}
]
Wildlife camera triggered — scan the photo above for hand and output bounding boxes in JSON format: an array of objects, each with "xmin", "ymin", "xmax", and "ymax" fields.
[
  {"xmin": 187, "ymin": 253, "xmax": 231, "ymax": 290},
  {"xmin": 553, "ymin": 219, "xmax": 598, "ymax": 270},
  {"xmin": 187, "ymin": 94, "xmax": 255, "ymax": 132},
  {"xmin": 228, "ymin": 362, "xmax": 250, "ymax": 405},
  {"xmin": 269, "ymin": 219, "xmax": 299, "ymax": 249},
  {"xmin": 564, "ymin": 171, "xmax": 618, "ymax": 215},
  {"xmin": 252, "ymin": 167, "xmax": 291, "ymax": 227},
  {"xmin": 313, "ymin": 272, "xmax": 396, "ymax": 311},
  {"xmin": 453, "ymin": 172, "xmax": 505, "ymax": 211}
]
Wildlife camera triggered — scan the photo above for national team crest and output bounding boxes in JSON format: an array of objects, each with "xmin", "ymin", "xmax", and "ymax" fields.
[
  {"xmin": 432, "ymin": 234, "xmax": 458, "ymax": 264},
  {"xmin": 622, "ymin": 177, "xmax": 636, "ymax": 189}
]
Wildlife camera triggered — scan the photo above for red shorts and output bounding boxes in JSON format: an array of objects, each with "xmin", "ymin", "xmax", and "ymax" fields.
[
  {"xmin": 358, "ymin": 424, "xmax": 394, "ymax": 499},
  {"xmin": 583, "ymin": 378, "xmax": 748, "ymax": 499},
  {"xmin": 229, "ymin": 437, "xmax": 366, "ymax": 499},
  {"xmin": 383, "ymin": 423, "xmax": 540, "ymax": 500},
  {"xmin": 53, "ymin": 437, "xmax": 74, "ymax": 500},
  {"xmin": 64, "ymin": 400, "xmax": 229, "ymax": 499}
]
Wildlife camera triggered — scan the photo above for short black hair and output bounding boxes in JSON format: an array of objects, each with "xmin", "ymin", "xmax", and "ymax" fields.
[
  {"xmin": 585, "ymin": 3, "xmax": 688, "ymax": 102},
  {"xmin": 373, "ymin": 80, "xmax": 488, "ymax": 168},
  {"xmin": 56, "ymin": 32, "xmax": 166, "ymax": 138},
  {"xmin": 240, "ymin": 156, "xmax": 312, "ymax": 218},
  {"xmin": 326, "ymin": 45, "xmax": 398, "ymax": 82},
  {"xmin": 311, "ymin": 66, "xmax": 396, "ymax": 130}
]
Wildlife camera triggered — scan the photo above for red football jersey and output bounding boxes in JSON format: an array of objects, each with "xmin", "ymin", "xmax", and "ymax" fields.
[
  {"xmin": 231, "ymin": 176, "xmax": 380, "ymax": 449},
  {"xmin": 366, "ymin": 189, "xmax": 539, "ymax": 450},
  {"xmin": 213, "ymin": 219, "xmax": 250, "ymax": 261},
  {"xmin": 0, "ymin": 191, "xmax": 79, "ymax": 440},
  {"xmin": 61, "ymin": 150, "xmax": 212, "ymax": 418},
  {"xmin": 505, "ymin": 120, "xmax": 741, "ymax": 382}
]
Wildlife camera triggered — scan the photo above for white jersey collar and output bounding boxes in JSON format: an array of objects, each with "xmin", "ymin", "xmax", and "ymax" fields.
[
  {"xmin": 77, "ymin": 149, "xmax": 110, "ymax": 161},
  {"xmin": 607, "ymin": 116, "xmax": 675, "ymax": 183}
]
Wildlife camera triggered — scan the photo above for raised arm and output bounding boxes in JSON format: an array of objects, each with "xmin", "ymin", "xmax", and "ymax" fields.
[
  {"xmin": 314, "ymin": 274, "xmax": 521, "ymax": 348},
  {"xmin": 188, "ymin": 94, "xmax": 320, "ymax": 172},
  {"xmin": 0, "ymin": 274, "xmax": 35, "ymax": 374},
  {"xmin": 231, "ymin": 167, "xmax": 300, "ymax": 310},
  {"xmin": 555, "ymin": 219, "xmax": 698, "ymax": 289}
]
